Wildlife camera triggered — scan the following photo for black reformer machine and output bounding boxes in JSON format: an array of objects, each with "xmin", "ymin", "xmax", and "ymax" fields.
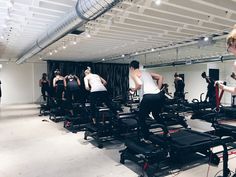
[
  {"xmin": 84, "ymin": 107, "xmax": 139, "ymax": 148},
  {"xmin": 213, "ymin": 83, "xmax": 236, "ymax": 141},
  {"xmin": 63, "ymin": 103, "xmax": 91, "ymax": 133},
  {"xmin": 120, "ymin": 101, "xmax": 232, "ymax": 177}
]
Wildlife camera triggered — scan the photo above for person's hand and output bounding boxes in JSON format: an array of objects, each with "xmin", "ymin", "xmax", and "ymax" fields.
[
  {"xmin": 215, "ymin": 81, "xmax": 224, "ymax": 89},
  {"xmin": 129, "ymin": 88, "xmax": 135, "ymax": 94}
]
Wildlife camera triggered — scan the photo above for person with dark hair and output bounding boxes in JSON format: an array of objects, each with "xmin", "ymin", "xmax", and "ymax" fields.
[
  {"xmin": 174, "ymin": 72, "xmax": 185, "ymax": 100},
  {"xmin": 39, "ymin": 73, "xmax": 50, "ymax": 101},
  {"xmin": 201, "ymin": 71, "xmax": 215, "ymax": 106},
  {"xmin": 84, "ymin": 67, "xmax": 118, "ymax": 124},
  {"xmin": 129, "ymin": 60, "xmax": 165, "ymax": 139},
  {"xmin": 65, "ymin": 73, "xmax": 81, "ymax": 103},
  {"xmin": 53, "ymin": 69, "xmax": 65, "ymax": 101}
]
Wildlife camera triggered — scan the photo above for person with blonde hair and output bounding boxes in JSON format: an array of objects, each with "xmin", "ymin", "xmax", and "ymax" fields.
[
  {"xmin": 217, "ymin": 25, "xmax": 236, "ymax": 93},
  {"xmin": 84, "ymin": 67, "xmax": 117, "ymax": 124}
]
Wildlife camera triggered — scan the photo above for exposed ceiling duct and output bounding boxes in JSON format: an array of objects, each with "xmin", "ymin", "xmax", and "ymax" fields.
[
  {"xmin": 144, "ymin": 54, "xmax": 236, "ymax": 69},
  {"xmin": 16, "ymin": 0, "xmax": 121, "ymax": 64}
]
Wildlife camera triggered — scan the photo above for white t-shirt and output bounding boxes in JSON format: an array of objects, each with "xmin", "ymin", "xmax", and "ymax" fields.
[
  {"xmin": 84, "ymin": 73, "xmax": 107, "ymax": 92},
  {"xmin": 139, "ymin": 70, "xmax": 160, "ymax": 99}
]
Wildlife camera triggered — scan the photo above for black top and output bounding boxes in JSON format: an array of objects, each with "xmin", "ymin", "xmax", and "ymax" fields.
[
  {"xmin": 41, "ymin": 79, "xmax": 49, "ymax": 89},
  {"xmin": 56, "ymin": 80, "xmax": 64, "ymax": 87},
  {"xmin": 175, "ymin": 79, "xmax": 185, "ymax": 93},
  {"xmin": 66, "ymin": 76, "xmax": 79, "ymax": 91}
]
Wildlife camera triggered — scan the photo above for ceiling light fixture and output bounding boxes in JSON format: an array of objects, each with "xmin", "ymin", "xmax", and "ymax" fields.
[
  {"xmin": 122, "ymin": 54, "xmax": 125, "ymax": 57},
  {"xmin": 102, "ymin": 58, "xmax": 105, "ymax": 61},
  {"xmin": 154, "ymin": 0, "xmax": 161, "ymax": 6},
  {"xmin": 151, "ymin": 48, "xmax": 155, "ymax": 52},
  {"xmin": 73, "ymin": 41, "xmax": 77, "ymax": 45},
  {"xmin": 62, "ymin": 45, "xmax": 67, "ymax": 49},
  {"xmin": 54, "ymin": 49, "xmax": 58, "ymax": 53},
  {"xmin": 204, "ymin": 37, "xmax": 209, "ymax": 42},
  {"xmin": 49, "ymin": 52, "xmax": 53, "ymax": 55},
  {"xmin": 86, "ymin": 33, "xmax": 91, "ymax": 38},
  {"xmin": 0, "ymin": 36, "xmax": 4, "ymax": 39}
]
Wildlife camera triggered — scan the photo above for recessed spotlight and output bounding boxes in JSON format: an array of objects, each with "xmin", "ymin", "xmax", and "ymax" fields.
[
  {"xmin": 0, "ymin": 36, "xmax": 4, "ymax": 39},
  {"xmin": 62, "ymin": 45, "xmax": 67, "ymax": 49},
  {"xmin": 154, "ymin": 0, "xmax": 161, "ymax": 6},
  {"xmin": 204, "ymin": 37, "xmax": 209, "ymax": 41},
  {"xmin": 54, "ymin": 49, "xmax": 58, "ymax": 53},
  {"xmin": 86, "ymin": 33, "xmax": 91, "ymax": 38},
  {"xmin": 122, "ymin": 54, "xmax": 125, "ymax": 57},
  {"xmin": 151, "ymin": 48, "xmax": 155, "ymax": 52},
  {"xmin": 135, "ymin": 52, "xmax": 139, "ymax": 55},
  {"xmin": 0, "ymin": 64, "xmax": 3, "ymax": 69},
  {"xmin": 39, "ymin": 57, "xmax": 42, "ymax": 60},
  {"xmin": 73, "ymin": 41, "xmax": 77, "ymax": 45},
  {"xmin": 49, "ymin": 52, "xmax": 53, "ymax": 55},
  {"xmin": 102, "ymin": 58, "xmax": 105, "ymax": 61}
]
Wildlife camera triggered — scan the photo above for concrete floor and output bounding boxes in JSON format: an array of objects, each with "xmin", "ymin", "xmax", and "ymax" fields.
[{"xmin": 0, "ymin": 104, "xmax": 235, "ymax": 177}]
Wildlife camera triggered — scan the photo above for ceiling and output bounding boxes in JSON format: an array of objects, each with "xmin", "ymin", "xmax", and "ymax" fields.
[{"xmin": 0, "ymin": 0, "xmax": 236, "ymax": 65}]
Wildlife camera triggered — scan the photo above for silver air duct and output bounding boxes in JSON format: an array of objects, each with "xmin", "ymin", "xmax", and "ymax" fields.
[{"xmin": 16, "ymin": 0, "xmax": 120, "ymax": 64}]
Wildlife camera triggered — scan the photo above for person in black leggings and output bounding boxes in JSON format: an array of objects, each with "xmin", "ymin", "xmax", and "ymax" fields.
[
  {"xmin": 53, "ymin": 70, "xmax": 65, "ymax": 102},
  {"xmin": 174, "ymin": 73, "xmax": 185, "ymax": 100},
  {"xmin": 39, "ymin": 73, "xmax": 50, "ymax": 101},
  {"xmin": 201, "ymin": 72, "xmax": 216, "ymax": 107},
  {"xmin": 84, "ymin": 67, "xmax": 118, "ymax": 124},
  {"xmin": 65, "ymin": 73, "xmax": 81, "ymax": 103},
  {"xmin": 129, "ymin": 60, "xmax": 165, "ymax": 139}
]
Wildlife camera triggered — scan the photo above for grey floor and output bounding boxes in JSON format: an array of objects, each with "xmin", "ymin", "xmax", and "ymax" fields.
[{"xmin": 0, "ymin": 104, "xmax": 235, "ymax": 177}]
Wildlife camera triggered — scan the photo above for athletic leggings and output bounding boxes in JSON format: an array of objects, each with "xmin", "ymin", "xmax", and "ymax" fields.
[
  {"xmin": 139, "ymin": 91, "xmax": 165, "ymax": 138},
  {"xmin": 90, "ymin": 91, "xmax": 117, "ymax": 120}
]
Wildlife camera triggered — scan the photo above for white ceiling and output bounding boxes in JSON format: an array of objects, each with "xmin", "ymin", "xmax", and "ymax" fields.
[{"xmin": 0, "ymin": 0, "xmax": 236, "ymax": 64}]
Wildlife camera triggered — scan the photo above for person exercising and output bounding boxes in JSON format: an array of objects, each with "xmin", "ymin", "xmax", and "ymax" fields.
[
  {"xmin": 65, "ymin": 73, "xmax": 81, "ymax": 103},
  {"xmin": 217, "ymin": 25, "xmax": 236, "ymax": 93},
  {"xmin": 129, "ymin": 60, "xmax": 165, "ymax": 139},
  {"xmin": 201, "ymin": 72, "xmax": 216, "ymax": 107},
  {"xmin": 53, "ymin": 69, "xmax": 65, "ymax": 102},
  {"xmin": 84, "ymin": 67, "xmax": 118, "ymax": 124},
  {"xmin": 39, "ymin": 73, "xmax": 50, "ymax": 101},
  {"xmin": 174, "ymin": 73, "xmax": 185, "ymax": 100}
]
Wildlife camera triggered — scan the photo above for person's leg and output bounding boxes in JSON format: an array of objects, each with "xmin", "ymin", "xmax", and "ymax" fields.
[
  {"xmin": 101, "ymin": 91, "xmax": 118, "ymax": 116},
  {"xmin": 90, "ymin": 92, "xmax": 97, "ymax": 124},
  {"xmin": 41, "ymin": 88, "xmax": 46, "ymax": 101},
  {"xmin": 139, "ymin": 95, "xmax": 152, "ymax": 139},
  {"xmin": 151, "ymin": 92, "xmax": 165, "ymax": 124}
]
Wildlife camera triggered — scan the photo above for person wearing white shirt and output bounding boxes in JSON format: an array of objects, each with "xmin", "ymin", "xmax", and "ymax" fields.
[
  {"xmin": 84, "ymin": 67, "xmax": 117, "ymax": 124},
  {"xmin": 129, "ymin": 60, "xmax": 165, "ymax": 139}
]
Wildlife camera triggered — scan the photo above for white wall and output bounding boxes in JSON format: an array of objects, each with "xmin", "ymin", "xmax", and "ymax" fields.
[
  {"xmin": 147, "ymin": 61, "xmax": 235, "ymax": 105},
  {"xmin": 0, "ymin": 62, "xmax": 47, "ymax": 104}
]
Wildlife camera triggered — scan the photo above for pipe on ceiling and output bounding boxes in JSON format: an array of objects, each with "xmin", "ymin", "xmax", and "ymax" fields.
[
  {"xmin": 16, "ymin": 0, "xmax": 121, "ymax": 64},
  {"xmin": 144, "ymin": 55, "xmax": 236, "ymax": 68}
]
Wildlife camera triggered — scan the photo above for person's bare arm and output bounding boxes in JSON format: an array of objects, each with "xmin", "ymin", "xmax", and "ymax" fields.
[
  {"xmin": 150, "ymin": 72, "xmax": 163, "ymax": 89},
  {"xmin": 100, "ymin": 77, "xmax": 107, "ymax": 86},
  {"xmin": 53, "ymin": 78, "xmax": 56, "ymax": 87},
  {"xmin": 63, "ymin": 77, "xmax": 67, "ymax": 88},
  {"xmin": 77, "ymin": 78, "xmax": 81, "ymax": 86},
  {"xmin": 219, "ymin": 83, "xmax": 236, "ymax": 94},
  {"xmin": 130, "ymin": 73, "xmax": 142, "ymax": 92},
  {"xmin": 84, "ymin": 77, "xmax": 90, "ymax": 91}
]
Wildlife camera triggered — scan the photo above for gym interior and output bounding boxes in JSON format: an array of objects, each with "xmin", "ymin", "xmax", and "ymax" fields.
[{"xmin": 1, "ymin": 0, "xmax": 236, "ymax": 177}]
